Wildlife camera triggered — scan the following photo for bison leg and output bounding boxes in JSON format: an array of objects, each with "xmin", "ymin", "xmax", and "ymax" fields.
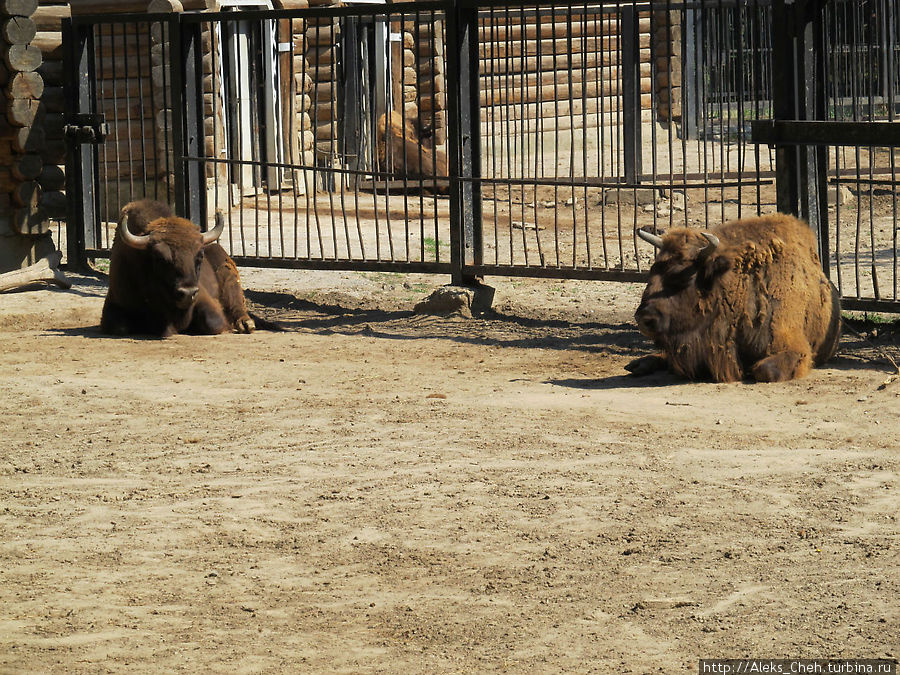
[
  {"xmin": 206, "ymin": 246, "xmax": 254, "ymax": 333},
  {"xmin": 101, "ymin": 299, "xmax": 171, "ymax": 337},
  {"xmin": 100, "ymin": 300, "xmax": 134, "ymax": 336},
  {"xmin": 625, "ymin": 353, "xmax": 669, "ymax": 376},
  {"xmin": 750, "ymin": 348, "xmax": 812, "ymax": 382},
  {"xmin": 186, "ymin": 290, "xmax": 228, "ymax": 335}
]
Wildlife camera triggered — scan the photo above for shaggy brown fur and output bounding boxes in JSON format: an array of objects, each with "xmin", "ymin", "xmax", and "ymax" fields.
[
  {"xmin": 101, "ymin": 199, "xmax": 254, "ymax": 337},
  {"xmin": 627, "ymin": 213, "xmax": 841, "ymax": 382},
  {"xmin": 376, "ymin": 111, "xmax": 448, "ymax": 193}
]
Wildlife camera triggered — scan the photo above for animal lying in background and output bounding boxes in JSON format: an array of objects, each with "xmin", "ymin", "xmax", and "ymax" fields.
[
  {"xmin": 627, "ymin": 213, "xmax": 841, "ymax": 382},
  {"xmin": 376, "ymin": 111, "xmax": 448, "ymax": 193},
  {"xmin": 100, "ymin": 199, "xmax": 256, "ymax": 337}
]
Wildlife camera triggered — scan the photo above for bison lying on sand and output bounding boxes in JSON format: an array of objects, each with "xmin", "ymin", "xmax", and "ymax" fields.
[
  {"xmin": 627, "ymin": 213, "xmax": 841, "ymax": 382},
  {"xmin": 101, "ymin": 199, "xmax": 255, "ymax": 337}
]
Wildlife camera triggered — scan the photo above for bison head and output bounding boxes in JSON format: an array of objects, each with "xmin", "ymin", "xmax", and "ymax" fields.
[
  {"xmin": 634, "ymin": 227, "xmax": 731, "ymax": 339},
  {"xmin": 118, "ymin": 210, "xmax": 225, "ymax": 312}
]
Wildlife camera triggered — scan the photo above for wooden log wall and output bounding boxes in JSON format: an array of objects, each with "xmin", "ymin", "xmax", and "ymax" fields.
[
  {"xmin": 306, "ymin": 12, "xmax": 448, "ymax": 177},
  {"xmin": 274, "ymin": 1, "xmax": 313, "ymax": 191},
  {"xmin": 385, "ymin": 19, "xmax": 447, "ymax": 162},
  {"xmin": 11, "ymin": 0, "xmax": 675, "ymax": 234},
  {"xmin": 411, "ymin": 18, "xmax": 445, "ymax": 147},
  {"xmin": 0, "ymin": 0, "xmax": 52, "ymax": 243},
  {"xmin": 305, "ymin": 13, "xmax": 338, "ymax": 166},
  {"xmin": 62, "ymin": 0, "xmax": 173, "ymax": 223},
  {"xmin": 653, "ymin": 8, "xmax": 681, "ymax": 123},
  {"xmin": 478, "ymin": 10, "xmax": 654, "ymax": 129},
  {"xmin": 44, "ymin": 0, "xmax": 314, "ymax": 215}
]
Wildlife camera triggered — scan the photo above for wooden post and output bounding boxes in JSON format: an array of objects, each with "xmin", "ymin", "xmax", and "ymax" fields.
[
  {"xmin": 0, "ymin": 0, "xmax": 49, "ymax": 264},
  {"xmin": 0, "ymin": 250, "xmax": 70, "ymax": 291}
]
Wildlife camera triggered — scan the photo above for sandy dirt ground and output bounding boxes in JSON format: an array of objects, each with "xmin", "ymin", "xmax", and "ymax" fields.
[{"xmin": 0, "ymin": 265, "xmax": 898, "ymax": 674}]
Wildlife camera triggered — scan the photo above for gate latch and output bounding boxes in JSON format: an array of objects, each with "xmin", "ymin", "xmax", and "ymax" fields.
[{"xmin": 64, "ymin": 113, "xmax": 109, "ymax": 144}]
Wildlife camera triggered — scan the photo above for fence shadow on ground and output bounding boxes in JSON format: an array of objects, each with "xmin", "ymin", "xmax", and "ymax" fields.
[
  {"xmin": 39, "ymin": 283, "xmax": 900, "ymax": 382},
  {"xmin": 246, "ymin": 289, "xmax": 900, "ymax": 377},
  {"xmin": 245, "ymin": 288, "xmax": 647, "ymax": 358}
]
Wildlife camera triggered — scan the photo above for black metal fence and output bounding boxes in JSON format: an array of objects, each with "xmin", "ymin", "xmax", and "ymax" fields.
[{"xmin": 64, "ymin": 0, "xmax": 900, "ymax": 311}]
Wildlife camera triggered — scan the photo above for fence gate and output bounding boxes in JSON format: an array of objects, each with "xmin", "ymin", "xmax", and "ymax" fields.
[
  {"xmin": 64, "ymin": 5, "xmax": 461, "ymax": 279},
  {"xmin": 64, "ymin": 1, "xmax": 900, "ymax": 312},
  {"xmin": 753, "ymin": 0, "xmax": 900, "ymax": 313}
]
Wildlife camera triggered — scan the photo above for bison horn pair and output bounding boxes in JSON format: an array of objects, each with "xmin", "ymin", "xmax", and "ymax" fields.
[
  {"xmin": 636, "ymin": 228, "xmax": 720, "ymax": 254},
  {"xmin": 118, "ymin": 210, "xmax": 226, "ymax": 250}
]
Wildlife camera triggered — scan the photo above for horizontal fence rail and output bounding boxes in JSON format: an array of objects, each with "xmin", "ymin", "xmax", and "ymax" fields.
[{"xmin": 63, "ymin": 0, "xmax": 900, "ymax": 312}]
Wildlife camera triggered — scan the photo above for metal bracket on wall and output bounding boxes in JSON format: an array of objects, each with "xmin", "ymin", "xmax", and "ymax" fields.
[{"xmin": 63, "ymin": 113, "xmax": 109, "ymax": 144}]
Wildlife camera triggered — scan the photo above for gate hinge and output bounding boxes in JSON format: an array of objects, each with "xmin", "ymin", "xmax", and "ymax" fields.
[{"xmin": 64, "ymin": 113, "xmax": 109, "ymax": 143}]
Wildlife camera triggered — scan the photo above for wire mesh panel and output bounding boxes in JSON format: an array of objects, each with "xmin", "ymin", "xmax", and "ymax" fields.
[{"xmin": 472, "ymin": 0, "xmax": 778, "ymax": 278}]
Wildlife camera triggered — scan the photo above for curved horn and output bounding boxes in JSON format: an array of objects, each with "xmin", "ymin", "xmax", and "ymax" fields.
[
  {"xmin": 202, "ymin": 210, "xmax": 226, "ymax": 245},
  {"xmin": 698, "ymin": 231, "xmax": 720, "ymax": 255},
  {"xmin": 636, "ymin": 228, "xmax": 664, "ymax": 248},
  {"xmin": 117, "ymin": 211, "xmax": 151, "ymax": 250}
]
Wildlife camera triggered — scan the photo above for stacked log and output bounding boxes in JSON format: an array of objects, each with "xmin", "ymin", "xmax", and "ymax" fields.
[
  {"xmin": 389, "ymin": 22, "xmax": 417, "ymax": 123},
  {"xmin": 33, "ymin": 2, "xmax": 68, "ymax": 221},
  {"xmin": 0, "ymin": 0, "xmax": 51, "ymax": 250},
  {"xmin": 478, "ymin": 11, "xmax": 653, "ymax": 129},
  {"xmin": 411, "ymin": 18, "xmax": 446, "ymax": 147},
  {"xmin": 304, "ymin": 14, "xmax": 338, "ymax": 166},
  {"xmin": 653, "ymin": 8, "xmax": 682, "ymax": 123},
  {"xmin": 273, "ymin": 1, "xmax": 313, "ymax": 194}
]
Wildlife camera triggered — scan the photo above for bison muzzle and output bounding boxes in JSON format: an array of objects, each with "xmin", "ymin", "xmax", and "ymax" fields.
[
  {"xmin": 627, "ymin": 213, "xmax": 841, "ymax": 382},
  {"xmin": 101, "ymin": 199, "xmax": 255, "ymax": 337}
]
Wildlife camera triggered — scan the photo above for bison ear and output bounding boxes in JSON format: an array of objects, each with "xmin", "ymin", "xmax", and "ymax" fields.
[{"xmin": 696, "ymin": 254, "xmax": 731, "ymax": 290}]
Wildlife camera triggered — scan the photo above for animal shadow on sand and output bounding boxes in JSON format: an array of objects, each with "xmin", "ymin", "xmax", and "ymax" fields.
[
  {"xmin": 46, "ymin": 325, "xmax": 208, "ymax": 340},
  {"xmin": 547, "ymin": 370, "xmax": 684, "ymax": 390}
]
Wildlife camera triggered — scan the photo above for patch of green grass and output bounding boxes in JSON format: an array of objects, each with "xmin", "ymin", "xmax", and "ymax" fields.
[
  {"xmin": 842, "ymin": 311, "xmax": 900, "ymax": 326},
  {"xmin": 91, "ymin": 257, "xmax": 110, "ymax": 274},
  {"xmin": 423, "ymin": 237, "xmax": 439, "ymax": 258},
  {"xmin": 361, "ymin": 271, "xmax": 398, "ymax": 285}
]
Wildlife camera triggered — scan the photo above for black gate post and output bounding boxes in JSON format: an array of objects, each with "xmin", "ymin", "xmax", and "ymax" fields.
[
  {"xmin": 681, "ymin": 5, "xmax": 700, "ymax": 140},
  {"xmin": 341, "ymin": 16, "xmax": 362, "ymax": 188},
  {"xmin": 170, "ymin": 15, "xmax": 206, "ymax": 227},
  {"xmin": 621, "ymin": 3, "xmax": 643, "ymax": 184},
  {"xmin": 446, "ymin": 0, "xmax": 482, "ymax": 285},
  {"xmin": 771, "ymin": 0, "xmax": 828, "ymax": 261},
  {"xmin": 63, "ymin": 17, "xmax": 99, "ymax": 270}
]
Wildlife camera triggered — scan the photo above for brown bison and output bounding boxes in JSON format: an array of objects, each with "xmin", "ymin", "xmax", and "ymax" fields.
[
  {"xmin": 627, "ymin": 213, "xmax": 841, "ymax": 382},
  {"xmin": 100, "ymin": 199, "xmax": 255, "ymax": 337},
  {"xmin": 376, "ymin": 111, "xmax": 448, "ymax": 193}
]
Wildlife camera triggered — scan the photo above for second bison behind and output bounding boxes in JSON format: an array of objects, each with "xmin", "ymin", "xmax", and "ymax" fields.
[{"xmin": 628, "ymin": 213, "xmax": 841, "ymax": 383}]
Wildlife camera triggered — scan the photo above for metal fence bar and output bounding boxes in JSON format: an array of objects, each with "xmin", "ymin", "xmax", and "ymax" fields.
[
  {"xmin": 180, "ymin": 19, "xmax": 206, "ymax": 226},
  {"xmin": 63, "ymin": 18, "xmax": 99, "ymax": 270},
  {"xmin": 621, "ymin": 2, "xmax": 642, "ymax": 184},
  {"xmin": 447, "ymin": 0, "xmax": 481, "ymax": 283}
]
